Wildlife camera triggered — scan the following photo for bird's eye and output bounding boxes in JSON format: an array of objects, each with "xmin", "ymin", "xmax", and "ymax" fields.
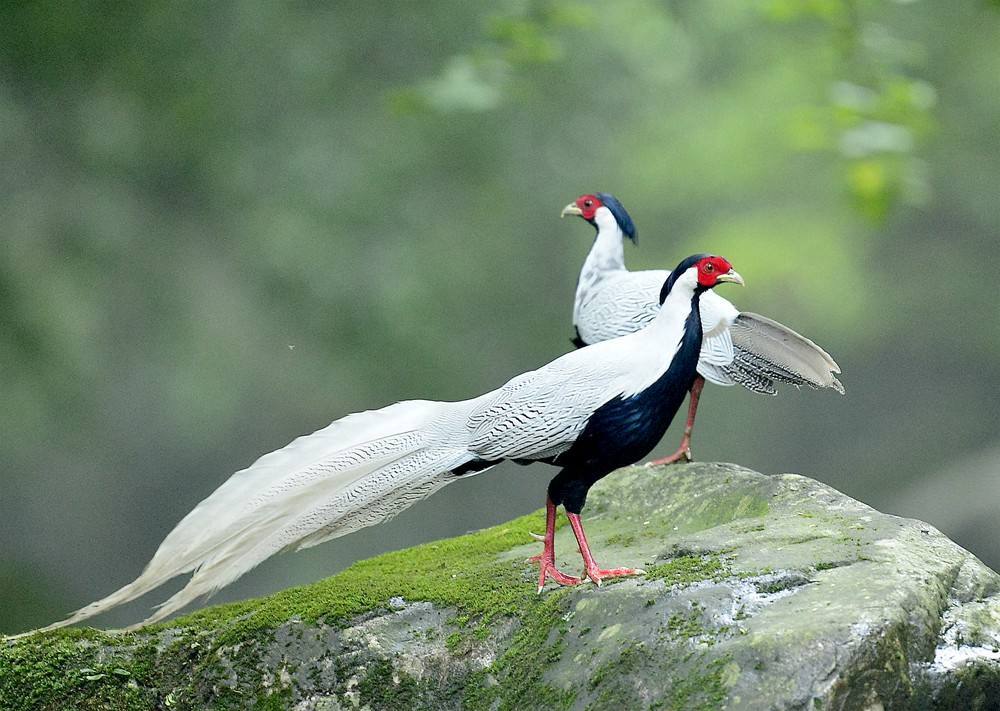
[
  {"xmin": 583, "ymin": 199, "xmax": 593, "ymax": 208},
  {"xmin": 704, "ymin": 263, "xmax": 715, "ymax": 272}
]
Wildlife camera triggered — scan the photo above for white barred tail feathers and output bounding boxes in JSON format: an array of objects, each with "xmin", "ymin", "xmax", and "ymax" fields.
[
  {"xmin": 724, "ymin": 313, "xmax": 843, "ymax": 395},
  {"xmin": 14, "ymin": 399, "xmax": 484, "ymax": 636}
]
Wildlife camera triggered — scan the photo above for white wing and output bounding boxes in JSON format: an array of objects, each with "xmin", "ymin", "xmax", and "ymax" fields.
[
  {"xmin": 574, "ymin": 270, "xmax": 666, "ymax": 344},
  {"xmin": 573, "ymin": 269, "xmax": 738, "ymax": 385},
  {"xmin": 572, "ymin": 268, "xmax": 842, "ymax": 395},
  {"xmin": 467, "ymin": 342, "xmax": 632, "ymax": 461},
  {"xmin": 696, "ymin": 290, "xmax": 740, "ymax": 385}
]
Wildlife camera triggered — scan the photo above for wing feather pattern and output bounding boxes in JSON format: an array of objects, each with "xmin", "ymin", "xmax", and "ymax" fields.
[
  {"xmin": 572, "ymin": 270, "xmax": 842, "ymax": 395},
  {"xmin": 724, "ymin": 312, "xmax": 843, "ymax": 394}
]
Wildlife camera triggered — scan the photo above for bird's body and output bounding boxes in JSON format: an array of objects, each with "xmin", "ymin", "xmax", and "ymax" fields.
[
  {"xmin": 563, "ymin": 193, "xmax": 842, "ymax": 464},
  {"xmin": 10, "ymin": 254, "xmax": 741, "ymax": 637},
  {"xmin": 574, "ymin": 263, "xmax": 740, "ymax": 385}
]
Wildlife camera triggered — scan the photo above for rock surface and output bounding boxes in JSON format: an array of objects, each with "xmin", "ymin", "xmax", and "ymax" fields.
[{"xmin": 3, "ymin": 462, "xmax": 1000, "ymax": 710}]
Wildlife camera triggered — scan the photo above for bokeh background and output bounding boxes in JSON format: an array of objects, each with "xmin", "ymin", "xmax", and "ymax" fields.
[{"xmin": 2, "ymin": 0, "xmax": 999, "ymax": 634}]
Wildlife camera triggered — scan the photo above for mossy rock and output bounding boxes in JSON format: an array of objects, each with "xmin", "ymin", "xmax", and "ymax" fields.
[{"xmin": 3, "ymin": 463, "xmax": 1000, "ymax": 710}]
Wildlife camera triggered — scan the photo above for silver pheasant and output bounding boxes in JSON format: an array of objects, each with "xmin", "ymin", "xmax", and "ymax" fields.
[{"xmin": 564, "ymin": 192, "xmax": 842, "ymax": 465}]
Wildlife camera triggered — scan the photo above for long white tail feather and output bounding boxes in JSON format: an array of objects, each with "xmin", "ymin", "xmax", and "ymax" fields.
[
  {"xmin": 727, "ymin": 312, "xmax": 844, "ymax": 393},
  {"xmin": 293, "ymin": 453, "xmax": 490, "ymax": 552},
  {"xmin": 151, "ymin": 400, "xmax": 443, "ymax": 567},
  {"xmin": 11, "ymin": 399, "xmax": 481, "ymax": 638},
  {"xmin": 133, "ymin": 448, "xmax": 481, "ymax": 629}
]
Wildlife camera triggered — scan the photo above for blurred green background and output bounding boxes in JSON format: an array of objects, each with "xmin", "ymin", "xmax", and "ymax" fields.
[{"xmin": 2, "ymin": 0, "xmax": 999, "ymax": 634}]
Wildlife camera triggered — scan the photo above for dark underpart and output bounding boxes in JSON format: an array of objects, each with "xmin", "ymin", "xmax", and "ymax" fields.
[{"xmin": 547, "ymin": 297, "xmax": 704, "ymax": 514}]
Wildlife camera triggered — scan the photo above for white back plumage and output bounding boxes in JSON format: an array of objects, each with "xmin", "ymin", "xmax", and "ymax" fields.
[{"xmin": 572, "ymin": 207, "xmax": 842, "ymax": 394}]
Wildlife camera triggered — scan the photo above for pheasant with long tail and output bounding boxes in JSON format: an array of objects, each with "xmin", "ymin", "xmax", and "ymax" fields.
[{"xmin": 10, "ymin": 254, "xmax": 741, "ymax": 637}]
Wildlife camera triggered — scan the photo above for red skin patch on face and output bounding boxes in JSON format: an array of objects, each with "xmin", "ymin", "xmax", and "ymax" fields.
[
  {"xmin": 696, "ymin": 256, "xmax": 734, "ymax": 287},
  {"xmin": 575, "ymin": 194, "xmax": 604, "ymax": 221}
]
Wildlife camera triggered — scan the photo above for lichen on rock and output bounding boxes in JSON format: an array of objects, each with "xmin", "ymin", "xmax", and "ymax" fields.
[{"xmin": 3, "ymin": 462, "xmax": 999, "ymax": 709}]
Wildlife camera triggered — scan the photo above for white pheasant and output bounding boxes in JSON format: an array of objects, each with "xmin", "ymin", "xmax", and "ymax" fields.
[
  {"xmin": 8, "ymin": 254, "xmax": 744, "ymax": 637},
  {"xmin": 563, "ymin": 192, "xmax": 843, "ymax": 465}
]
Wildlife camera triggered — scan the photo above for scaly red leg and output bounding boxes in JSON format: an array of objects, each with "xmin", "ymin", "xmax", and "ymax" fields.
[
  {"xmin": 566, "ymin": 512, "xmax": 645, "ymax": 586},
  {"xmin": 528, "ymin": 497, "xmax": 582, "ymax": 592},
  {"xmin": 649, "ymin": 375, "xmax": 705, "ymax": 466}
]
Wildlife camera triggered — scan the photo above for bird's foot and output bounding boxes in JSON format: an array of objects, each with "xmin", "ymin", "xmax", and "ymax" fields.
[
  {"xmin": 535, "ymin": 557, "xmax": 582, "ymax": 592},
  {"xmin": 647, "ymin": 447, "xmax": 692, "ymax": 467},
  {"xmin": 583, "ymin": 565, "xmax": 646, "ymax": 587},
  {"xmin": 526, "ymin": 534, "xmax": 546, "ymax": 564}
]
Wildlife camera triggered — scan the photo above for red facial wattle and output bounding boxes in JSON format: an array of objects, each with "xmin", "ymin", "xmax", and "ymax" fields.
[
  {"xmin": 696, "ymin": 256, "xmax": 734, "ymax": 287},
  {"xmin": 576, "ymin": 194, "xmax": 603, "ymax": 221}
]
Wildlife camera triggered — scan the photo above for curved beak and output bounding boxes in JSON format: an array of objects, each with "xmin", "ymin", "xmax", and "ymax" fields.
[
  {"xmin": 717, "ymin": 269, "xmax": 745, "ymax": 287},
  {"xmin": 561, "ymin": 202, "xmax": 583, "ymax": 218}
]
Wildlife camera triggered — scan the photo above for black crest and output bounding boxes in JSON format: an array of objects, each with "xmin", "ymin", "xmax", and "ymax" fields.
[{"xmin": 659, "ymin": 253, "xmax": 711, "ymax": 304}]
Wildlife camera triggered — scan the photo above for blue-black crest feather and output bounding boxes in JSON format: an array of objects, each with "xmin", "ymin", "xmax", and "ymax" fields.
[
  {"xmin": 659, "ymin": 253, "xmax": 712, "ymax": 304},
  {"xmin": 595, "ymin": 192, "xmax": 638, "ymax": 244}
]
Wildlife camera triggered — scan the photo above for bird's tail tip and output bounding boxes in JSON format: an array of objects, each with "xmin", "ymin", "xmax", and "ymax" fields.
[{"xmin": 1, "ymin": 568, "xmax": 176, "ymax": 641}]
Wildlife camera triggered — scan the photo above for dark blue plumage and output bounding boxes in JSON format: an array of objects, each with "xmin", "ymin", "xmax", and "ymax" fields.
[
  {"xmin": 596, "ymin": 192, "xmax": 638, "ymax": 244},
  {"xmin": 548, "ymin": 283, "xmax": 705, "ymax": 514}
]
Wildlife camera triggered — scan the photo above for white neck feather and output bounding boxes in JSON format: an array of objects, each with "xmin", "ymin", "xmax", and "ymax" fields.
[
  {"xmin": 573, "ymin": 208, "xmax": 626, "ymax": 325},
  {"xmin": 645, "ymin": 268, "xmax": 698, "ymax": 335},
  {"xmin": 617, "ymin": 267, "xmax": 700, "ymax": 396},
  {"xmin": 583, "ymin": 208, "xmax": 626, "ymax": 273}
]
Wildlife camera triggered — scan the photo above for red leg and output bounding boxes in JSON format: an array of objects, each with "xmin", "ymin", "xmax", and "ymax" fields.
[
  {"xmin": 566, "ymin": 513, "xmax": 645, "ymax": 586},
  {"xmin": 649, "ymin": 375, "xmax": 704, "ymax": 466},
  {"xmin": 528, "ymin": 497, "xmax": 582, "ymax": 592}
]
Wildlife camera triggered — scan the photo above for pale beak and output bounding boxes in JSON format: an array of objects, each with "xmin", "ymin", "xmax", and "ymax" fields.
[
  {"xmin": 716, "ymin": 269, "xmax": 745, "ymax": 286},
  {"xmin": 561, "ymin": 203, "xmax": 583, "ymax": 218}
]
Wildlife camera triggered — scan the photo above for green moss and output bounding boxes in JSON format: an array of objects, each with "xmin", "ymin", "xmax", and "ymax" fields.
[
  {"xmin": 357, "ymin": 660, "xmax": 420, "ymax": 709},
  {"xmin": 605, "ymin": 532, "xmax": 637, "ymax": 547},
  {"xmin": 666, "ymin": 613, "xmax": 706, "ymax": 640},
  {"xmin": 445, "ymin": 631, "xmax": 464, "ymax": 651},
  {"xmin": 175, "ymin": 508, "xmax": 550, "ymax": 642},
  {"xmin": 463, "ymin": 589, "xmax": 575, "ymax": 710},
  {"xmin": 0, "ymin": 628, "xmax": 164, "ymax": 711},
  {"xmin": 11, "ymin": 462, "xmax": 988, "ymax": 709},
  {"xmin": 814, "ymin": 560, "xmax": 844, "ymax": 572},
  {"xmin": 589, "ymin": 643, "xmax": 642, "ymax": 692},
  {"xmin": 2, "ymin": 509, "xmax": 555, "ymax": 711},
  {"xmin": 473, "ymin": 623, "xmax": 491, "ymax": 641},
  {"xmin": 645, "ymin": 555, "xmax": 727, "ymax": 585},
  {"xmin": 656, "ymin": 654, "xmax": 735, "ymax": 711},
  {"xmin": 585, "ymin": 640, "xmax": 734, "ymax": 710}
]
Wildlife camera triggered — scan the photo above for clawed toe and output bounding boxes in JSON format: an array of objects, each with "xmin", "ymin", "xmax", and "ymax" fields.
[
  {"xmin": 584, "ymin": 566, "xmax": 645, "ymax": 586},
  {"xmin": 648, "ymin": 449, "xmax": 692, "ymax": 467},
  {"xmin": 536, "ymin": 560, "xmax": 582, "ymax": 592}
]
